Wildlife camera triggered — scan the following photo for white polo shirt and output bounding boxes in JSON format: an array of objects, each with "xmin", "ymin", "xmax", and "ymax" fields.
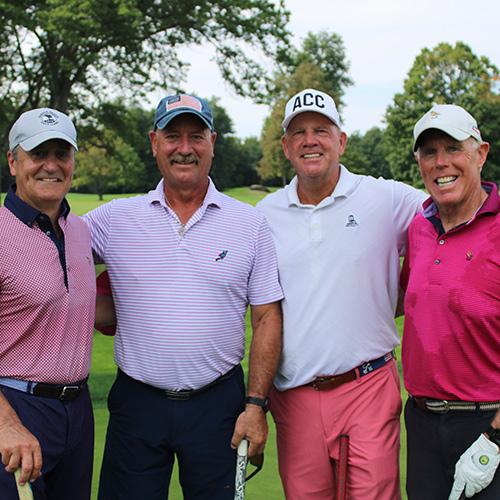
[{"xmin": 257, "ymin": 165, "xmax": 425, "ymax": 391}]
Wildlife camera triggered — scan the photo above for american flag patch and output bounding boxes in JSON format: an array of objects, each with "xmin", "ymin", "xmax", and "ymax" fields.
[
  {"xmin": 166, "ymin": 95, "xmax": 202, "ymax": 112},
  {"xmin": 384, "ymin": 352, "xmax": 393, "ymax": 362}
]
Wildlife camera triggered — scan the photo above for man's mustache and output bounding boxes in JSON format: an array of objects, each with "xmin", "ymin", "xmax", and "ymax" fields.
[{"xmin": 170, "ymin": 154, "xmax": 197, "ymax": 164}]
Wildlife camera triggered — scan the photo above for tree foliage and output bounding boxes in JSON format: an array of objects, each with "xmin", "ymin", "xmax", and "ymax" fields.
[
  {"xmin": 0, "ymin": 0, "xmax": 291, "ymax": 117},
  {"xmin": 259, "ymin": 31, "xmax": 353, "ymax": 184},
  {"xmin": 340, "ymin": 127, "xmax": 390, "ymax": 179},
  {"xmin": 210, "ymin": 98, "xmax": 260, "ymax": 190},
  {"xmin": 73, "ymin": 130, "xmax": 145, "ymax": 200},
  {"xmin": 384, "ymin": 42, "xmax": 499, "ymax": 186}
]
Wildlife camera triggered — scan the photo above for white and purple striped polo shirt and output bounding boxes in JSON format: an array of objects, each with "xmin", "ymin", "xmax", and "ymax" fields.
[{"xmin": 84, "ymin": 179, "xmax": 283, "ymax": 391}]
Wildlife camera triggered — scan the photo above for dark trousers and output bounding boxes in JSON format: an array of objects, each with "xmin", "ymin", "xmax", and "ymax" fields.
[
  {"xmin": 0, "ymin": 386, "xmax": 94, "ymax": 500},
  {"xmin": 405, "ymin": 398, "xmax": 500, "ymax": 500},
  {"xmin": 98, "ymin": 366, "xmax": 245, "ymax": 500}
]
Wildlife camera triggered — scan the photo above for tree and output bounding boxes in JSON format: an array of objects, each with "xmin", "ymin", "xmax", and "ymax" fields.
[
  {"xmin": 384, "ymin": 42, "xmax": 499, "ymax": 186},
  {"xmin": 340, "ymin": 127, "xmax": 390, "ymax": 179},
  {"xmin": 0, "ymin": 0, "xmax": 290, "ymax": 116},
  {"xmin": 259, "ymin": 31, "xmax": 353, "ymax": 184},
  {"xmin": 73, "ymin": 129, "xmax": 145, "ymax": 200},
  {"xmin": 210, "ymin": 98, "xmax": 261, "ymax": 190}
]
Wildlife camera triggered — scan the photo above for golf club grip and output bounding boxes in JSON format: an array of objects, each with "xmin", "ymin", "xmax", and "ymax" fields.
[
  {"xmin": 14, "ymin": 469, "xmax": 34, "ymax": 500},
  {"xmin": 234, "ymin": 439, "xmax": 248, "ymax": 500},
  {"xmin": 336, "ymin": 434, "xmax": 349, "ymax": 500}
]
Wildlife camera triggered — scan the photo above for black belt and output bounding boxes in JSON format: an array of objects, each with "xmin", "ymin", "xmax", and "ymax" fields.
[
  {"xmin": 0, "ymin": 377, "xmax": 87, "ymax": 401},
  {"xmin": 163, "ymin": 365, "xmax": 239, "ymax": 400},
  {"xmin": 412, "ymin": 396, "xmax": 500, "ymax": 414}
]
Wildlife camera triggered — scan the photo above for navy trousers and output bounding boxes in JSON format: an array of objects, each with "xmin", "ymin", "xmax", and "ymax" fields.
[
  {"xmin": 405, "ymin": 397, "xmax": 499, "ymax": 499},
  {"xmin": 98, "ymin": 366, "xmax": 245, "ymax": 500},
  {"xmin": 0, "ymin": 385, "xmax": 94, "ymax": 500}
]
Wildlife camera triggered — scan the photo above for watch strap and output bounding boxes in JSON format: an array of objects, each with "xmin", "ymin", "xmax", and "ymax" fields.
[{"xmin": 245, "ymin": 396, "xmax": 269, "ymax": 413}]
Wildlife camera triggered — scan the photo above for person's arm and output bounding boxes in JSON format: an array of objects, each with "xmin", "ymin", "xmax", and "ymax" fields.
[
  {"xmin": 95, "ymin": 294, "xmax": 116, "ymax": 329},
  {"xmin": 94, "ymin": 270, "xmax": 116, "ymax": 335},
  {"xmin": 0, "ymin": 391, "xmax": 42, "ymax": 485},
  {"xmin": 448, "ymin": 409, "xmax": 500, "ymax": 500},
  {"xmin": 395, "ymin": 287, "xmax": 405, "ymax": 317},
  {"xmin": 231, "ymin": 301, "xmax": 282, "ymax": 458}
]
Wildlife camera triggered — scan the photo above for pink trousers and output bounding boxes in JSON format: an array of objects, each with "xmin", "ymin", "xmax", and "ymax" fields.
[{"xmin": 270, "ymin": 361, "xmax": 402, "ymax": 500}]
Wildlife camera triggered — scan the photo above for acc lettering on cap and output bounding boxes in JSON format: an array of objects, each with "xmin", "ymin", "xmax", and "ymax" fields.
[{"xmin": 292, "ymin": 93, "xmax": 325, "ymax": 112}]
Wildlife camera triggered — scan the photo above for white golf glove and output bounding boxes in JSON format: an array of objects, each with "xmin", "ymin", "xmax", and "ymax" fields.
[{"xmin": 449, "ymin": 434, "xmax": 500, "ymax": 499}]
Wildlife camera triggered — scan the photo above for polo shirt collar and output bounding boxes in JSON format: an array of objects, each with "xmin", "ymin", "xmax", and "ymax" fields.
[
  {"xmin": 422, "ymin": 181, "xmax": 499, "ymax": 219},
  {"xmin": 286, "ymin": 164, "xmax": 361, "ymax": 207},
  {"xmin": 4, "ymin": 184, "xmax": 70, "ymax": 227},
  {"xmin": 147, "ymin": 177, "xmax": 223, "ymax": 210}
]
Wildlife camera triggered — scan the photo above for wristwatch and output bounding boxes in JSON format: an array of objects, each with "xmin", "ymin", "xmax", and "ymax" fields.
[
  {"xmin": 485, "ymin": 426, "xmax": 500, "ymax": 448},
  {"xmin": 245, "ymin": 396, "xmax": 269, "ymax": 413}
]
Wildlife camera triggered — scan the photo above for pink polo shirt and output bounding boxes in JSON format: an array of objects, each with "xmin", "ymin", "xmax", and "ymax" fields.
[
  {"xmin": 401, "ymin": 182, "xmax": 500, "ymax": 401},
  {"xmin": 0, "ymin": 207, "xmax": 96, "ymax": 384}
]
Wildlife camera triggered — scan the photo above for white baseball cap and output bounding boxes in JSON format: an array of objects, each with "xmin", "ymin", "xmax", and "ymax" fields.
[
  {"xmin": 9, "ymin": 108, "xmax": 78, "ymax": 151},
  {"xmin": 282, "ymin": 88, "xmax": 340, "ymax": 130},
  {"xmin": 413, "ymin": 104, "xmax": 481, "ymax": 151}
]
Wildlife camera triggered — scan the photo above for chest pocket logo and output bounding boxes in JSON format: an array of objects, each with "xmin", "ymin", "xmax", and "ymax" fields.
[
  {"xmin": 215, "ymin": 250, "xmax": 228, "ymax": 261},
  {"xmin": 345, "ymin": 214, "xmax": 359, "ymax": 227}
]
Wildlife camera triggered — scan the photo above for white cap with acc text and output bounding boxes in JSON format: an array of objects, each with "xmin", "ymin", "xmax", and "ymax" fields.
[
  {"xmin": 9, "ymin": 108, "xmax": 78, "ymax": 152},
  {"xmin": 413, "ymin": 104, "xmax": 481, "ymax": 151},
  {"xmin": 282, "ymin": 88, "xmax": 340, "ymax": 130}
]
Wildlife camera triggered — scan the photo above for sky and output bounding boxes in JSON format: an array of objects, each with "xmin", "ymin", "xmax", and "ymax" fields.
[{"xmin": 152, "ymin": 0, "xmax": 499, "ymax": 138}]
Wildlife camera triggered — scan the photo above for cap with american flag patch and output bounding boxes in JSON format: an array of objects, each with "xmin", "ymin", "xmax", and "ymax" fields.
[{"xmin": 154, "ymin": 94, "xmax": 214, "ymax": 131}]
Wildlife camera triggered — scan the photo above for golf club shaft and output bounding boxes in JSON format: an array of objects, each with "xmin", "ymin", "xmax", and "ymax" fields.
[
  {"xmin": 14, "ymin": 469, "xmax": 34, "ymax": 500},
  {"xmin": 336, "ymin": 434, "xmax": 349, "ymax": 500}
]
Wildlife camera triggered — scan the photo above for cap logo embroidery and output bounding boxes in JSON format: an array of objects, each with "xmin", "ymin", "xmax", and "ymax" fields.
[
  {"xmin": 166, "ymin": 94, "xmax": 202, "ymax": 112},
  {"xmin": 292, "ymin": 92, "xmax": 325, "ymax": 112},
  {"xmin": 38, "ymin": 110, "xmax": 59, "ymax": 126},
  {"xmin": 430, "ymin": 111, "xmax": 439, "ymax": 119}
]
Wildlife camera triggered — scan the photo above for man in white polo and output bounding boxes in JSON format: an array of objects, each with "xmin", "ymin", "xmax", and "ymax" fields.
[{"xmin": 257, "ymin": 88, "xmax": 426, "ymax": 499}]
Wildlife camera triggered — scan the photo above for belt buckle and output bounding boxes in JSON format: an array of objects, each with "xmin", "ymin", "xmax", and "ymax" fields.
[
  {"xmin": 432, "ymin": 400, "xmax": 450, "ymax": 414},
  {"xmin": 59, "ymin": 385, "xmax": 79, "ymax": 400},
  {"xmin": 312, "ymin": 376, "xmax": 331, "ymax": 391},
  {"xmin": 164, "ymin": 390, "xmax": 191, "ymax": 400}
]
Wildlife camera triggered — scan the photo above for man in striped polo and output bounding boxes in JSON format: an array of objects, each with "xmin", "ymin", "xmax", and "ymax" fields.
[
  {"xmin": 0, "ymin": 109, "xmax": 96, "ymax": 499},
  {"xmin": 84, "ymin": 94, "xmax": 283, "ymax": 500}
]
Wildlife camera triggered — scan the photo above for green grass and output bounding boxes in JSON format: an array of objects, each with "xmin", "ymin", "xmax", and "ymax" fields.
[{"xmin": 2, "ymin": 188, "xmax": 409, "ymax": 499}]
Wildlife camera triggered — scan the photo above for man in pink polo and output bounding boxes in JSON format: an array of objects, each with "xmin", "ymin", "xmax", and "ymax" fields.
[
  {"xmin": 401, "ymin": 104, "xmax": 500, "ymax": 500},
  {"xmin": 0, "ymin": 109, "xmax": 96, "ymax": 499}
]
